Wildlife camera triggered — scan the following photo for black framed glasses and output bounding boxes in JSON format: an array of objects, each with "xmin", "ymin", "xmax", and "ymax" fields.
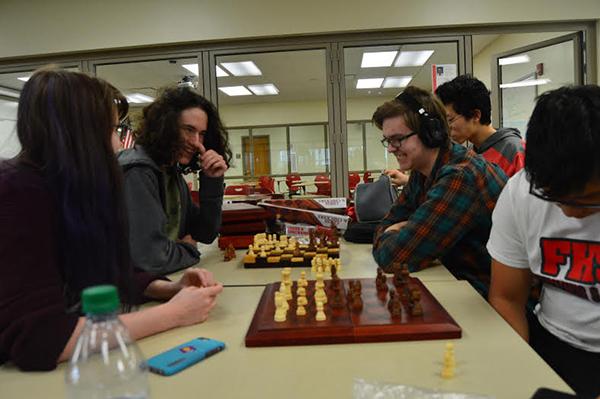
[
  {"xmin": 380, "ymin": 132, "xmax": 417, "ymax": 148},
  {"xmin": 529, "ymin": 183, "xmax": 600, "ymax": 209}
]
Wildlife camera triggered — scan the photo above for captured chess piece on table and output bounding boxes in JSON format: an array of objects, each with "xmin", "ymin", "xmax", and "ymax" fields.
[{"xmin": 441, "ymin": 342, "xmax": 456, "ymax": 379}]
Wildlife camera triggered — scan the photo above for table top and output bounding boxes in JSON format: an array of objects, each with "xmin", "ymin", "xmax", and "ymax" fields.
[
  {"xmin": 0, "ymin": 281, "xmax": 570, "ymax": 399},
  {"xmin": 180, "ymin": 240, "xmax": 456, "ymax": 287}
]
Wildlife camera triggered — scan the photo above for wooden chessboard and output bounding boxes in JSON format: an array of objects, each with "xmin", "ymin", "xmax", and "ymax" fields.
[{"xmin": 245, "ymin": 277, "xmax": 461, "ymax": 347}]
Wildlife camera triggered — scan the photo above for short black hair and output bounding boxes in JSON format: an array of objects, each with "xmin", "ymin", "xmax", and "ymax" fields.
[
  {"xmin": 435, "ymin": 74, "xmax": 492, "ymax": 125},
  {"xmin": 526, "ymin": 85, "xmax": 600, "ymax": 198}
]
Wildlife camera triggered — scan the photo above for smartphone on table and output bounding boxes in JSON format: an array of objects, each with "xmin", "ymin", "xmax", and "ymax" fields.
[{"xmin": 147, "ymin": 337, "xmax": 225, "ymax": 376}]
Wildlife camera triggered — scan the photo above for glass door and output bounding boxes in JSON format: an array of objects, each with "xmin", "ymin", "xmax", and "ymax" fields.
[{"xmin": 492, "ymin": 32, "xmax": 583, "ymax": 134}]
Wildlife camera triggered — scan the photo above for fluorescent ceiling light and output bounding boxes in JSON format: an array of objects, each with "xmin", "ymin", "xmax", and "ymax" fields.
[
  {"xmin": 182, "ymin": 64, "xmax": 199, "ymax": 76},
  {"xmin": 220, "ymin": 61, "xmax": 262, "ymax": 76},
  {"xmin": 0, "ymin": 87, "xmax": 20, "ymax": 98},
  {"xmin": 248, "ymin": 84, "xmax": 279, "ymax": 95},
  {"xmin": 361, "ymin": 51, "xmax": 398, "ymax": 68},
  {"xmin": 499, "ymin": 55, "xmax": 530, "ymax": 66},
  {"xmin": 356, "ymin": 78, "xmax": 384, "ymax": 89},
  {"xmin": 394, "ymin": 50, "xmax": 434, "ymax": 67},
  {"xmin": 17, "ymin": 76, "xmax": 30, "ymax": 82},
  {"xmin": 500, "ymin": 78, "xmax": 551, "ymax": 89},
  {"xmin": 382, "ymin": 76, "xmax": 412, "ymax": 88},
  {"xmin": 126, "ymin": 93, "xmax": 155, "ymax": 103},
  {"xmin": 215, "ymin": 65, "xmax": 229, "ymax": 77},
  {"xmin": 218, "ymin": 85, "xmax": 253, "ymax": 96}
]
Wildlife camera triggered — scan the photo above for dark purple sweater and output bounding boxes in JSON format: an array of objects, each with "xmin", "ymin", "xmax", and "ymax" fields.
[{"xmin": 0, "ymin": 160, "xmax": 160, "ymax": 371}]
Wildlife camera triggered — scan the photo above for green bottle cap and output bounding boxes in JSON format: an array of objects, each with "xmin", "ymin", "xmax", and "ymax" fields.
[{"xmin": 82, "ymin": 285, "xmax": 120, "ymax": 314}]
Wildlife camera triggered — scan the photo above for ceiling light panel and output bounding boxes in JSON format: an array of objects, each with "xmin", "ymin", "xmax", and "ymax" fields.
[
  {"xmin": 248, "ymin": 84, "xmax": 279, "ymax": 95},
  {"xmin": 356, "ymin": 78, "xmax": 384, "ymax": 89},
  {"xmin": 500, "ymin": 79, "xmax": 551, "ymax": 89},
  {"xmin": 499, "ymin": 55, "xmax": 531, "ymax": 66},
  {"xmin": 382, "ymin": 76, "xmax": 412, "ymax": 88},
  {"xmin": 220, "ymin": 61, "xmax": 262, "ymax": 76},
  {"xmin": 126, "ymin": 93, "xmax": 155, "ymax": 103},
  {"xmin": 17, "ymin": 76, "xmax": 30, "ymax": 82},
  {"xmin": 215, "ymin": 65, "xmax": 229, "ymax": 77},
  {"xmin": 181, "ymin": 64, "xmax": 199, "ymax": 76},
  {"xmin": 394, "ymin": 50, "xmax": 434, "ymax": 67},
  {"xmin": 218, "ymin": 85, "xmax": 253, "ymax": 96},
  {"xmin": 361, "ymin": 51, "xmax": 398, "ymax": 68}
]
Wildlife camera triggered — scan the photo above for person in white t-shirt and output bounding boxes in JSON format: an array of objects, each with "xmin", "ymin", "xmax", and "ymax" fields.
[{"xmin": 487, "ymin": 85, "xmax": 600, "ymax": 396}]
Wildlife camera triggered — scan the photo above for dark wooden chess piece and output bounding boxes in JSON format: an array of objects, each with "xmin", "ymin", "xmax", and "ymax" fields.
[
  {"xmin": 351, "ymin": 292, "xmax": 363, "ymax": 312},
  {"xmin": 390, "ymin": 294, "xmax": 403, "ymax": 318},
  {"xmin": 376, "ymin": 267, "xmax": 388, "ymax": 293},
  {"xmin": 387, "ymin": 290, "xmax": 396, "ymax": 312},
  {"xmin": 411, "ymin": 302, "xmax": 423, "ymax": 316}
]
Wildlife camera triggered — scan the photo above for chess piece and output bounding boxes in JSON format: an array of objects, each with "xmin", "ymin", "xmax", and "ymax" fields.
[
  {"xmin": 296, "ymin": 286, "xmax": 306, "ymax": 297},
  {"xmin": 387, "ymin": 290, "xmax": 396, "ymax": 313},
  {"xmin": 296, "ymin": 304, "xmax": 306, "ymax": 316},
  {"xmin": 441, "ymin": 342, "xmax": 456, "ymax": 379},
  {"xmin": 376, "ymin": 267, "xmax": 388, "ymax": 292},
  {"xmin": 411, "ymin": 302, "xmax": 423, "ymax": 316},
  {"xmin": 390, "ymin": 294, "xmax": 403, "ymax": 318},
  {"xmin": 248, "ymin": 245, "xmax": 255, "ymax": 256},
  {"xmin": 298, "ymin": 271, "xmax": 308, "ymax": 288},
  {"xmin": 315, "ymin": 301, "xmax": 326, "ymax": 321},
  {"xmin": 330, "ymin": 286, "xmax": 344, "ymax": 309},
  {"xmin": 278, "ymin": 284, "xmax": 289, "ymax": 311},
  {"xmin": 297, "ymin": 294, "xmax": 308, "ymax": 307},
  {"xmin": 351, "ymin": 293, "xmax": 363, "ymax": 312},
  {"xmin": 274, "ymin": 292, "xmax": 286, "ymax": 322}
]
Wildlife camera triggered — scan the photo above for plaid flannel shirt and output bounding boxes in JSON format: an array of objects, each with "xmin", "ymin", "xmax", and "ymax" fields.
[{"xmin": 372, "ymin": 143, "xmax": 507, "ymax": 297}]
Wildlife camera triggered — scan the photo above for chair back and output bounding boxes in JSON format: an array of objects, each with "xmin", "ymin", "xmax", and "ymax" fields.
[
  {"xmin": 258, "ymin": 175, "xmax": 275, "ymax": 194},
  {"xmin": 348, "ymin": 172, "xmax": 361, "ymax": 191},
  {"xmin": 286, "ymin": 174, "xmax": 302, "ymax": 194},
  {"xmin": 314, "ymin": 174, "xmax": 331, "ymax": 196}
]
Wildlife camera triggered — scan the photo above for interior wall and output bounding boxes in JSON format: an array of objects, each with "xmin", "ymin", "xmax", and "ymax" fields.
[
  {"xmin": 1, "ymin": 0, "xmax": 599, "ymax": 59},
  {"xmin": 220, "ymin": 96, "xmax": 389, "ymax": 127}
]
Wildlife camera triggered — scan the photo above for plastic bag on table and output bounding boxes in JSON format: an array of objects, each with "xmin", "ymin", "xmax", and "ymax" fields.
[{"xmin": 353, "ymin": 378, "xmax": 493, "ymax": 399}]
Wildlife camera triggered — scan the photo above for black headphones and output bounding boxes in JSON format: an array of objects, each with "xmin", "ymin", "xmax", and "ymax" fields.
[{"xmin": 395, "ymin": 91, "xmax": 447, "ymax": 148}]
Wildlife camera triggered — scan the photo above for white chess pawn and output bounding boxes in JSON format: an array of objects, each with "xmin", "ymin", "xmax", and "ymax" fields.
[
  {"xmin": 297, "ymin": 286, "xmax": 306, "ymax": 297},
  {"xmin": 248, "ymin": 245, "xmax": 255, "ymax": 256},
  {"xmin": 296, "ymin": 304, "xmax": 306, "ymax": 316},
  {"xmin": 315, "ymin": 301, "xmax": 326, "ymax": 321},
  {"xmin": 297, "ymin": 295, "xmax": 308, "ymax": 307}
]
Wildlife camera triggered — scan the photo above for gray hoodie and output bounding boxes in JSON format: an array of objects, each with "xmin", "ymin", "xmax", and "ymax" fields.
[{"xmin": 118, "ymin": 146, "xmax": 224, "ymax": 275}]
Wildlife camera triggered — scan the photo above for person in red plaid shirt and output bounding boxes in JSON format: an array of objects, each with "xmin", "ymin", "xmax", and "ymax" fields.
[{"xmin": 372, "ymin": 86, "xmax": 507, "ymax": 297}]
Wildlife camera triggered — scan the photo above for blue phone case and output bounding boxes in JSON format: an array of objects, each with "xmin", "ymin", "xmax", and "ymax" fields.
[{"xmin": 147, "ymin": 337, "xmax": 225, "ymax": 376}]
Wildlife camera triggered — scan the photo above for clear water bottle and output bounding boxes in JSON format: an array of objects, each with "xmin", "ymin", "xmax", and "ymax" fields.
[{"xmin": 65, "ymin": 285, "xmax": 150, "ymax": 399}]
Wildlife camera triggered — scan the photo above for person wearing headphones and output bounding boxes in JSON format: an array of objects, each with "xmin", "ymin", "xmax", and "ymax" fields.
[
  {"xmin": 371, "ymin": 86, "xmax": 507, "ymax": 297},
  {"xmin": 118, "ymin": 86, "xmax": 231, "ymax": 275}
]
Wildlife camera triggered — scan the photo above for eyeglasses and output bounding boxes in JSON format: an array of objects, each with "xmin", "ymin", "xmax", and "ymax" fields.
[
  {"xmin": 447, "ymin": 114, "xmax": 463, "ymax": 125},
  {"xmin": 529, "ymin": 183, "xmax": 600, "ymax": 209},
  {"xmin": 380, "ymin": 132, "xmax": 417, "ymax": 148}
]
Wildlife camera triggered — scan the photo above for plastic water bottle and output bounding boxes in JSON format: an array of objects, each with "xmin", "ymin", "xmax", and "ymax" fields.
[{"xmin": 65, "ymin": 285, "xmax": 150, "ymax": 399}]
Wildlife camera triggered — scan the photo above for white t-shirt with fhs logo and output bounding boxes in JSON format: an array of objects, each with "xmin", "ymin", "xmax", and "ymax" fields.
[{"xmin": 487, "ymin": 170, "xmax": 600, "ymax": 352}]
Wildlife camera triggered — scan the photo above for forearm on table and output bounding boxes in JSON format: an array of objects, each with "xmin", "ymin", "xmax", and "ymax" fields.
[
  {"xmin": 57, "ymin": 302, "xmax": 180, "ymax": 364},
  {"xmin": 489, "ymin": 296, "xmax": 529, "ymax": 341}
]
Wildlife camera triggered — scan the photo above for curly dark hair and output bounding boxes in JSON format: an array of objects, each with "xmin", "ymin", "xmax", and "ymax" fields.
[
  {"xmin": 435, "ymin": 74, "xmax": 492, "ymax": 125},
  {"xmin": 525, "ymin": 85, "xmax": 600, "ymax": 198},
  {"xmin": 135, "ymin": 86, "xmax": 232, "ymax": 166}
]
